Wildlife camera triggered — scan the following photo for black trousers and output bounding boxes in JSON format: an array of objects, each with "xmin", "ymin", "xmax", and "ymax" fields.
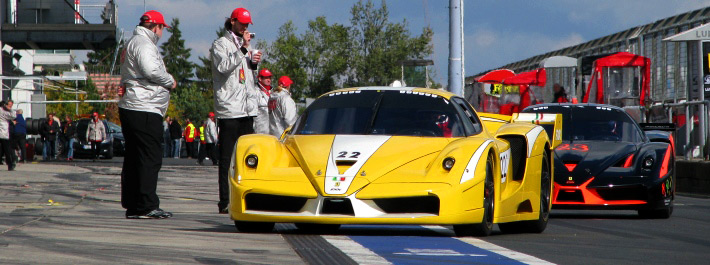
[
  {"xmin": 11, "ymin": 133, "xmax": 25, "ymax": 162},
  {"xmin": 187, "ymin": 141, "xmax": 197, "ymax": 158},
  {"xmin": 218, "ymin": 117, "xmax": 253, "ymax": 209},
  {"xmin": 119, "ymin": 108, "xmax": 164, "ymax": 213},
  {"xmin": 0, "ymin": 139, "xmax": 13, "ymax": 169},
  {"xmin": 91, "ymin": 141, "xmax": 101, "ymax": 159},
  {"xmin": 198, "ymin": 142, "xmax": 218, "ymax": 164}
]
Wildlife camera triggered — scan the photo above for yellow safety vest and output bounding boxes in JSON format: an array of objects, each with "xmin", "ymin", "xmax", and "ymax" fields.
[
  {"xmin": 199, "ymin": 126, "xmax": 205, "ymax": 141},
  {"xmin": 187, "ymin": 123, "xmax": 195, "ymax": 139}
]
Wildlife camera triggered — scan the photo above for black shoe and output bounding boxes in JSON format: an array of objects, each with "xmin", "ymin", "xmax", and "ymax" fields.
[
  {"xmin": 126, "ymin": 209, "xmax": 173, "ymax": 219},
  {"xmin": 8, "ymin": 165, "xmax": 15, "ymax": 171},
  {"xmin": 219, "ymin": 207, "xmax": 228, "ymax": 214}
]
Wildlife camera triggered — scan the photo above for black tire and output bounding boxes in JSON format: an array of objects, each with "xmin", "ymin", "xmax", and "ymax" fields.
[
  {"xmin": 638, "ymin": 153, "xmax": 675, "ymax": 219},
  {"xmin": 294, "ymin": 223, "xmax": 341, "ymax": 234},
  {"xmin": 104, "ymin": 144, "xmax": 114, "ymax": 159},
  {"xmin": 34, "ymin": 140, "xmax": 43, "ymax": 155},
  {"xmin": 234, "ymin": 221, "xmax": 275, "ymax": 233},
  {"xmin": 454, "ymin": 153, "xmax": 495, "ymax": 237},
  {"xmin": 500, "ymin": 151, "xmax": 552, "ymax": 234}
]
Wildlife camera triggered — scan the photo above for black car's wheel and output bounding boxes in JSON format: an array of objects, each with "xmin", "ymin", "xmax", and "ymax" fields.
[
  {"xmin": 454, "ymin": 153, "xmax": 495, "ymax": 237},
  {"xmin": 638, "ymin": 154, "xmax": 674, "ymax": 219},
  {"xmin": 234, "ymin": 221, "xmax": 275, "ymax": 233},
  {"xmin": 104, "ymin": 144, "xmax": 114, "ymax": 159},
  {"xmin": 499, "ymin": 151, "xmax": 551, "ymax": 234},
  {"xmin": 294, "ymin": 223, "xmax": 341, "ymax": 234}
]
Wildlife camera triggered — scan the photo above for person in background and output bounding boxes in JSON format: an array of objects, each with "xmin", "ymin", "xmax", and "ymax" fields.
[
  {"xmin": 254, "ymin": 69, "xmax": 272, "ymax": 134},
  {"xmin": 63, "ymin": 115, "xmax": 76, "ymax": 161},
  {"xmin": 163, "ymin": 116, "xmax": 172, "ymax": 158},
  {"xmin": 86, "ymin": 112, "xmax": 106, "ymax": 161},
  {"xmin": 169, "ymin": 118, "xmax": 182, "ymax": 158},
  {"xmin": 41, "ymin": 113, "xmax": 60, "ymax": 161},
  {"xmin": 210, "ymin": 7, "xmax": 262, "ymax": 213},
  {"xmin": 203, "ymin": 112, "xmax": 218, "ymax": 166},
  {"xmin": 269, "ymin": 76, "xmax": 297, "ymax": 137},
  {"xmin": 552, "ymin": 83, "xmax": 569, "ymax": 103},
  {"xmin": 12, "ymin": 109, "xmax": 26, "ymax": 163},
  {"xmin": 183, "ymin": 118, "xmax": 198, "ymax": 159},
  {"xmin": 119, "ymin": 10, "xmax": 176, "ymax": 219},
  {"xmin": 196, "ymin": 120, "xmax": 207, "ymax": 165},
  {"xmin": 0, "ymin": 101, "xmax": 16, "ymax": 170}
]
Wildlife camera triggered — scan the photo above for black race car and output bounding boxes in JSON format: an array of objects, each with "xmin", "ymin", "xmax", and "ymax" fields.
[{"xmin": 522, "ymin": 104, "xmax": 675, "ymax": 218}]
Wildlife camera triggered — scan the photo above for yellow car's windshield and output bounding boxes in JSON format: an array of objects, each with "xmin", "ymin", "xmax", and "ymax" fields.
[{"xmin": 293, "ymin": 90, "xmax": 480, "ymax": 137}]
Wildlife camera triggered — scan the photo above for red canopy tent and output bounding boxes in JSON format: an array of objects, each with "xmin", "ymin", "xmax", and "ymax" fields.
[
  {"xmin": 502, "ymin": 68, "xmax": 547, "ymax": 87},
  {"xmin": 475, "ymin": 69, "xmax": 516, "ymax": 83},
  {"xmin": 497, "ymin": 68, "xmax": 547, "ymax": 114},
  {"xmin": 583, "ymin": 52, "xmax": 651, "ymax": 105}
]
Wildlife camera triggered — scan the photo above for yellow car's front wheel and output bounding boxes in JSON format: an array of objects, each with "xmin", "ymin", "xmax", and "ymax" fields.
[{"xmin": 454, "ymin": 153, "xmax": 495, "ymax": 237}]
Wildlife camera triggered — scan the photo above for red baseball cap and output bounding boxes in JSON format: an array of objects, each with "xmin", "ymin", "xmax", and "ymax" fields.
[
  {"xmin": 230, "ymin": 8, "xmax": 253, "ymax": 24},
  {"xmin": 208, "ymin": 112, "xmax": 215, "ymax": 117},
  {"xmin": 258, "ymin": 69, "xmax": 272, "ymax": 77},
  {"xmin": 278, "ymin": 76, "xmax": 293, "ymax": 87},
  {"xmin": 92, "ymin": 112, "xmax": 98, "ymax": 117},
  {"xmin": 141, "ymin": 10, "xmax": 170, "ymax": 28}
]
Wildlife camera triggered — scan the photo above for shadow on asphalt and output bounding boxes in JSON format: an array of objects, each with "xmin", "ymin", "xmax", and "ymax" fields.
[{"xmin": 550, "ymin": 211, "xmax": 642, "ymax": 219}]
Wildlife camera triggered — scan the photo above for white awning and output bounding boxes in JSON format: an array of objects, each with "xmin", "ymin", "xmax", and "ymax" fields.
[
  {"xmin": 540, "ymin": 56, "xmax": 577, "ymax": 68},
  {"xmin": 664, "ymin": 23, "xmax": 710, "ymax": 42}
]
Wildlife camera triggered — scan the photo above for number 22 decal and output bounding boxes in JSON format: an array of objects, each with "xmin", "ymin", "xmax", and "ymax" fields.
[{"xmin": 337, "ymin": 151, "xmax": 361, "ymax": 159}]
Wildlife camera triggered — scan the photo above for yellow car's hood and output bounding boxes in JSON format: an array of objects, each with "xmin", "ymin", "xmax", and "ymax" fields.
[{"xmin": 285, "ymin": 135, "xmax": 452, "ymax": 196}]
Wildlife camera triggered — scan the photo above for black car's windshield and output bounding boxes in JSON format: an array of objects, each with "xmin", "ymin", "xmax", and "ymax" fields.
[
  {"xmin": 293, "ymin": 90, "xmax": 477, "ymax": 137},
  {"xmin": 523, "ymin": 105, "xmax": 643, "ymax": 142}
]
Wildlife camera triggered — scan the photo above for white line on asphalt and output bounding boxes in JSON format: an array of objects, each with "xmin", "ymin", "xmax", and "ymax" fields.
[
  {"xmin": 322, "ymin": 235, "xmax": 393, "ymax": 265},
  {"xmin": 421, "ymin": 226, "xmax": 556, "ymax": 265}
]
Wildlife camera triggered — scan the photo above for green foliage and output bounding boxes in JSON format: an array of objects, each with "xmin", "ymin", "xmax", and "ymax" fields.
[
  {"xmin": 260, "ymin": 21, "xmax": 308, "ymax": 100},
  {"xmin": 85, "ymin": 40, "xmax": 123, "ymax": 75},
  {"xmin": 262, "ymin": 0, "xmax": 434, "ymax": 99},
  {"xmin": 160, "ymin": 18, "xmax": 195, "ymax": 87},
  {"xmin": 45, "ymin": 79, "xmax": 99, "ymax": 118},
  {"xmin": 170, "ymin": 83, "xmax": 213, "ymax": 124}
]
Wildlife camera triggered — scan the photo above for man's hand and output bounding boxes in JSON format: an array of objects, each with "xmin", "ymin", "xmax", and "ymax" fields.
[
  {"xmin": 118, "ymin": 85, "xmax": 125, "ymax": 97},
  {"xmin": 252, "ymin": 50, "xmax": 262, "ymax": 64},
  {"xmin": 171, "ymin": 82, "xmax": 177, "ymax": 90}
]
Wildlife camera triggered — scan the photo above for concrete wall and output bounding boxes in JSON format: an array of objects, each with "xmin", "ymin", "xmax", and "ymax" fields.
[{"xmin": 676, "ymin": 160, "xmax": 710, "ymax": 195}]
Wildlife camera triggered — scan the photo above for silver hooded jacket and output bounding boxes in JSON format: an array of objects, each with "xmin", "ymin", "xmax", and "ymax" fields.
[
  {"xmin": 269, "ymin": 90, "xmax": 298, "ymax": 137},
  {"xmin": 119, "ymin": 26, "xmax": 175, "ymax": 116},
  {"xmin": 204, "ymin": 118, "xmax": 218, "ymax": 144},
  {"xmin": 210, "ymin": 31, "xmax": 259, "ymax": 119},
  {"xmin": 0, "ymin": 108, "xmax": 15, "ymax": 140},
  {"xmin": 253, "ymin": 83, "xmax": 271, "ymax": 134}
]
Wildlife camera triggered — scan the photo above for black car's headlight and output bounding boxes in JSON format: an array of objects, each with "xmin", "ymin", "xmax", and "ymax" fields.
[{"xmin": 642, "ymin": 157, "xmax": 654, "ymax": 170}]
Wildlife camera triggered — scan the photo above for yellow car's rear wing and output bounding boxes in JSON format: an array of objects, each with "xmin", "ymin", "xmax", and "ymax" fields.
[{"xmin": 511, "ymin": 113, "xmax": 563, "ymax": 148}]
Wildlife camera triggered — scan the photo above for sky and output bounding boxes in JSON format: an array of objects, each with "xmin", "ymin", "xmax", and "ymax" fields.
[{"xmin": 77, "ymin": 0, "xmax": 710, "ymax": 87}]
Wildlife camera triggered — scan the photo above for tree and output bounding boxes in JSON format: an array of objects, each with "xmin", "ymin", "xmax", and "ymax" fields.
[
  {"xmin": 302, "ymin": 17, "xmax": 351, "ymax": 97},
  {"xmin": 171, "ymin": 83, "xmax": 213, "ymax": 124},
  {"xmin": 160, "ymin": 18, "xmax": 195, "ymax": 87},
  {"xmin": 347, "ymin": 0, "xmax": 433, "ymax": 86},
  {"xmin": 259, "ymin": 21, "xmax": 308, "ymax": 101}
]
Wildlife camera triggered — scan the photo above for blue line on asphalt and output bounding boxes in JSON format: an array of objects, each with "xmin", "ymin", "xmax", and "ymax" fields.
[{"xmin": 347, "ymin": 226, "xmax": 524, "ymax": 265}]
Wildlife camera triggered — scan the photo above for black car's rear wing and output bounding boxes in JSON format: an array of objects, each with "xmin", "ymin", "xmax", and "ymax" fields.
[{"xmin": 639, "ymin": 123, "xmax": 676, "ymax": 132}]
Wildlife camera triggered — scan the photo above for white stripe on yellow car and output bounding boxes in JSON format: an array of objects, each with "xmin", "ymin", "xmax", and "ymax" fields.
[
  {"xmin": 325, "ymin": 135, "xmax": 392, "ymax": 195},
  {"xmin": 460, "ymin": 140, "xmax": 493, "ymax": 184},
  {"xmin": 525, "ymin": 126, "xmax": 545, "ymax": 157}
]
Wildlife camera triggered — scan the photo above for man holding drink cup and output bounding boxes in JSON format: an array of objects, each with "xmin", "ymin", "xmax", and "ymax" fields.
[{"xmin": 209, "ymin": 7, "xmax": 262, "ymax": 214}]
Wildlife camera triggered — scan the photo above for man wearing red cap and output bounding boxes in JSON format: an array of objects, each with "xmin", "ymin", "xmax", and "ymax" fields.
[
  {"xmin": 119, "ymin": 10, "xmax": 176, "ymax": 219},
  {"xmin": 269, "ymin": 76, "xmax": 298, "ymax": 137},
  {"xmin": 254, "ymin": 69, "xmax": 273, "ymax": 134},
  {"xmin": 86, "ymin": 112, "xmax": 106, "ymax": 161},
  {"xmin": 210, "ymin": 7, "xmax": 262, "ymax": 213}
]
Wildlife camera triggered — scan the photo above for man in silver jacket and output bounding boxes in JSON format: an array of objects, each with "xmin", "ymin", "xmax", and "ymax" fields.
[
  {"xmin": 119, "ymin": 10, "xmax": 176, "ymax": 219},
  {"xmin": 210, "ymin": 7, "xmax": 262, "ymax": 213}
]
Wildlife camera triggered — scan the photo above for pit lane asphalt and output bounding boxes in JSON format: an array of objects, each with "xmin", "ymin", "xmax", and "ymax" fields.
[{"xmin": 0, "ymin": 158, "xmax": 708, "ymax": 264}]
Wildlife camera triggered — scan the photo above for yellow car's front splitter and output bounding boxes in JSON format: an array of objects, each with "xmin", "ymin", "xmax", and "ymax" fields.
[{"xmin": 228, "ymin": 179, "xmax": 486, "ymax": 225}]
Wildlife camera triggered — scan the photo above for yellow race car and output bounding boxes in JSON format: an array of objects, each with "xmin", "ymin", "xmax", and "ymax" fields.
[{"xmin": 229, "ymin": 87, "xmax": 561, "ymax": 236}]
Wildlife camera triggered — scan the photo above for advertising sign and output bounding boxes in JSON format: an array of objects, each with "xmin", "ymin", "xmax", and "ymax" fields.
[{"xmin": 703, "ymin": 41, "xmax": 710, "ymax": 98}]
